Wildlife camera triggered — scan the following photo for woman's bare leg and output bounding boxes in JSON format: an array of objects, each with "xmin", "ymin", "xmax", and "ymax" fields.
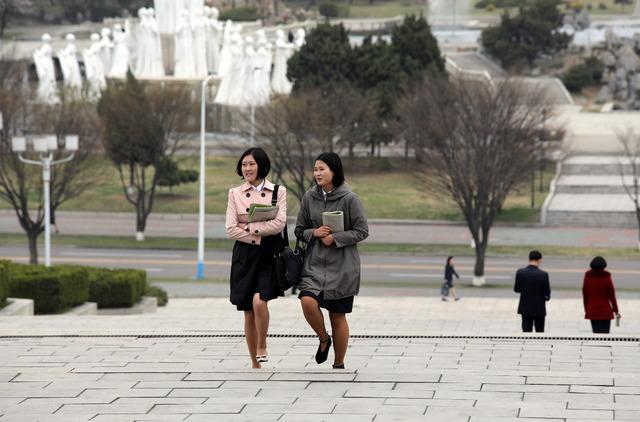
[
  {"xmin": 329, "ymin": 312, "xmax": 349, "ymax": 366},
  {"xmin": 300, "ymin": 296, "xmax": 330, "ymax": 352},
  {"xmin": 244, "ymin": 310, "xmax": 260, "ymax": 368},
  {"xmin": 252, "ymin": 293, "xmax": 269, "ymax": 357}
]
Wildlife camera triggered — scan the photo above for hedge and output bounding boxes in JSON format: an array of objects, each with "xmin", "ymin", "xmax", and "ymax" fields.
[
  {"xmin": 87, "ymin": 267, "xmax": 147, "ymax": 308},
  {"xmin": 8, "ymin": 263, "xmax": 89, "ymax": 314},
  {"xmin": 145, "ymin": 285, "xmax": 169, "ymax": 307},
  {"xmin": 0, "ymin": 260, "xmax": 9, "ymax": 306},
  {"xmin": 219, "ymin": 6, "xmax": 260, "ymax": 21}
]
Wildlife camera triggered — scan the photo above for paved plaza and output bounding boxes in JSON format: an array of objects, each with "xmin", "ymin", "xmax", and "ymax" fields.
[{"xmin": 1, "ymin": 296, "xmax": 640, "ymax": 421}]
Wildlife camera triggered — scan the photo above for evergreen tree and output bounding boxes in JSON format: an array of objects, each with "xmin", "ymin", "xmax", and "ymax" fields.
[{"xmin": 481, "ymin": 0, "xmax": 572, "ymax": 69}]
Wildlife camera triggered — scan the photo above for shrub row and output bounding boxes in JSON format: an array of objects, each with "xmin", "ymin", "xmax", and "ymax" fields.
[
  {"xmin": 5, "ymin": 262, "xmax": 164, "ymax": 314},
  {"xmin": 8, "ymin": 263, "xmax": 89, "ymax": 314},
  {"xmin": 0, "ymin": 260, "xmax": 9, "ymax": 307},
  {"xmin": 86, "ymin": 267, "xmax": 147, "ymax": 309}
]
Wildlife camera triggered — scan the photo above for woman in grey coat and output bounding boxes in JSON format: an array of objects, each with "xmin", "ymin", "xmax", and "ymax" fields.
[{"xmin": 294, "ymin": 152, "xmax": 369, "ymax": 369}]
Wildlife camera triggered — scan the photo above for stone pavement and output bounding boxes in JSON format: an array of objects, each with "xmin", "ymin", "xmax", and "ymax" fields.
[{"xmin": 1, "ymin": 296, "xmax": 640, "ymax": 421}]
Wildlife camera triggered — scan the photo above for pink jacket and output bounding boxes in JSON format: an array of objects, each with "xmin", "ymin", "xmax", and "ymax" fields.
[{"xmin": 225, "ymin": 179, "xmax": 287, "ymax": 245}]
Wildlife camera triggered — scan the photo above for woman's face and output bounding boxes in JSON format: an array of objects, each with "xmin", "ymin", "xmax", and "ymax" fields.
[
  {"xmin": 241, "ymin": 154, "xmax": 259, "ymax": 183},
  {"xmin": 314, "ymin": 160, "xmax": 334, "ymax": 190},
  {"xmin": 449, "ymin": 258, "xmax": 455, "ymax": 265}
]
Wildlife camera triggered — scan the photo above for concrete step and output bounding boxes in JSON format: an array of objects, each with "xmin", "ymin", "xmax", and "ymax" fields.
[
  {"xmin": 562, "ymin": 156, "xmax": 637, "ymax": 175},
  {"xmin": 555, "ymin": 175, "xmax": 637, "ymax": 194},
  {"xmin": 545, "ymin": 193, "xmax": 638, "ymax": 227}
]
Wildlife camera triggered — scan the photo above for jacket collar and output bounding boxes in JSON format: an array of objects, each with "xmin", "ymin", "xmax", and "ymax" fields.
[{"xmin": 241, "ymin": 179, "xmax": 275, "ymax": 192}]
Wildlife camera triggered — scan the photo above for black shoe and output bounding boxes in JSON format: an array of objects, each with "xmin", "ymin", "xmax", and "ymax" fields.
[
  {"xmin": 332, "ymin": 363, "xmax": 344, "ymax": 369},
  {"xmin": 315, "ymin": 336, "xmax": 331, "ymax": 364}
]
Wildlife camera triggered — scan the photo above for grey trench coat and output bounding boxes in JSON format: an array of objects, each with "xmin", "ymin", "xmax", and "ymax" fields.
[{"xmin": 294, "ymin": 184, "xmax": 369, "ymax": 299}]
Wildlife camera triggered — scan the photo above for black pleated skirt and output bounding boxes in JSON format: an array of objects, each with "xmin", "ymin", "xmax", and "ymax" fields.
[{"xmin": 229, "ymin": 235, "xmax": 282, "ymax": 311}]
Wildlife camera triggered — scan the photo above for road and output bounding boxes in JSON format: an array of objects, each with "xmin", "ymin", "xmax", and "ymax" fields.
[{"xmin": 2, "ymin": 246, "xmax": 639, "ymax": 292}]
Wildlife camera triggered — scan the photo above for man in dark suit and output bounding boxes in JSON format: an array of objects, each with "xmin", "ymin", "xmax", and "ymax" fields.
[{"xmin": 514, "ymin": 250, "xmax": 551, "ymax": 332}]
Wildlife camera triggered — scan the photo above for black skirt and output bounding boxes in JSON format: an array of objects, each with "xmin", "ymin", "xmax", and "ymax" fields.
[
  {"xmin": 298, "ymin": 290, "xmax": 354, "ymax": 314},
  {"xmin": 230, "ymin": 235, "xmax": 283, "ymax": 311}
]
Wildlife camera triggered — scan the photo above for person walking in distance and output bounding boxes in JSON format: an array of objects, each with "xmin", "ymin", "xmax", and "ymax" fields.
[
  {"xmin": 583, "ymin": 256, "xmax": 620, "ymax": 334},
  {"xmin": 294, "ymin": 152, "xmax": 369, "ymax": 369},
  {"xmin": 225, "ymin": 147, "xmax": 287, "ymax": 368},
  {"xmin": 441, "ymin": 256, "xmax": 460, "ymax": 301},
  {"xmin": 514, "ymin": 250, "xmax": 551, "ymax": 333}
]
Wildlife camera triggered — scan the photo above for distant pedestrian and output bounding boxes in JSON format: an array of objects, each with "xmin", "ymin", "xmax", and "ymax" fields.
[
  {"xmin": 441, "ymin": 256, "xmax": 460, "ymax": 301},
  {"xmin": 514, "ymin": 250, "xmax": 551, "ymax": 333},
  {"xmin": 287, "ymin": 30, "xmax": 294, "ymax": 43},
  {"xmin": 582, "ymin": 256, "xmax": 620, "ymax": 334},
  {"xmin": 49, "ymin": 202, "xmax": 59, "ymax": 234}
]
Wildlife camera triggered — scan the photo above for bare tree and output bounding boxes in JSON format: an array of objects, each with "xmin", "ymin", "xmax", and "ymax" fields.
[
  {"xmin": 253, "ymin": 93, "xmax": 327, "ymax": 202},
  {"xmin": 252, "ymin": 88, "xmax": 375, "ymax": 201},
  {"xmin": 399, "ymin": 76, "xmax": 553, "ymax": 286},
  {"xmin": 616, "ymin": 129, "xmax": 640, "ymax": 250},
  {"xmin": 97, "ymin": 74, "xmax": 192, "ymax": 240},
  {"xmin": 0, "ymin": 58, "xmax": 103, "ymax": 263}
]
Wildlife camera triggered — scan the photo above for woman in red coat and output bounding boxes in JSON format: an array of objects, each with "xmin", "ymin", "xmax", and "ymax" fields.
[{"xmin": 582, "ymin": 256, "xmax": 620, "ymax": 334}]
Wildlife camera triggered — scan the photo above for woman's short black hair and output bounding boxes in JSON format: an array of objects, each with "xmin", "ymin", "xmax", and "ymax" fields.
[
  {"xmin": 236, "ymin": 147, "xmax": 270, "ymax": 179},
  {"xmin": 590, "ymin": 256, "xmax": 607, "ymax": 271},
  {"xmin": 446, "ymin": 256, "xmax": 454, "ymax": 266},
  {"xmin": 314, "ymin": 152, "xmax": 345, "ymax": 188},
  {"xmin": 529, "ymin": 250, "xmax": 542, "ymax": 261}
]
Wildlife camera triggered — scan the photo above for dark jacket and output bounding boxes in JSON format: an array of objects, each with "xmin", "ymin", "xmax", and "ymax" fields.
[
  {"xmin": 514, "ymin": 264, "xmax": 551, "ymax": 317},
  {"xmin": 444, "ymin": 264, "xmax": 459, "ymax": 283},
  {"xmin": 294, "ymin": 184, "xmax": 369, "ymax": 299},
  {"xmin": 583, "ymin": 269, "xmax": 618, "ymax": 320}
]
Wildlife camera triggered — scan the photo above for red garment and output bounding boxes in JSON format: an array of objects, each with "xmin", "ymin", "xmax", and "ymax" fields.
[{"xmin": 582, "ymin": 269, "xmax": 619, "ymax": 320}]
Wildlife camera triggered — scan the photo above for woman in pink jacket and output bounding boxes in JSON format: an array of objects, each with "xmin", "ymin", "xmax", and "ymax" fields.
[{"xmin": 225, "ymin": 147, "xmax": 287, "ymax": 368}]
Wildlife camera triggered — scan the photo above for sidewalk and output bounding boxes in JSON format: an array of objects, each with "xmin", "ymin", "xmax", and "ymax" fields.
[
  {"xmin": 1, "ymin": 296, "xmax": 639, "ymax": 421},
  {"xmin": 1, "ymin": 210, "xmax": 639, "ymax": 248}
]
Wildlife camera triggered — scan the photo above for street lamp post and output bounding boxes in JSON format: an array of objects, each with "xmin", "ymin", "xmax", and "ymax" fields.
[
  {"xmin": 11, "ymin": 135, "xmax": 78, "ymax": 267},
  {"xmin": 197, "ymin": 75, "xmax": 216, "ymax": 280}
]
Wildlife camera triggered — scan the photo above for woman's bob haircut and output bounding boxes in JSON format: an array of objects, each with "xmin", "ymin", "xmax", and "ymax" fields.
[
  {"xmin": 314, "ymin": 152, "xmax": 345, "ymax": 188},
  {"xmin": 236, "ymin": 147, "xmax": 271, "ymax": 180}
]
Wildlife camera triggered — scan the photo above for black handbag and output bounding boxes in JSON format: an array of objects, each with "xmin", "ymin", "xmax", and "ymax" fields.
[{"xmin": 271, "ymin": 185, "xmax": 305, "ymax": 291}]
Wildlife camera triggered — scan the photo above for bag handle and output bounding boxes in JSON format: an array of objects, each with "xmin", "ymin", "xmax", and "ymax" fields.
[{"xmin": 272, "ymin": 184, "xmax": 290, "ymax": 247}]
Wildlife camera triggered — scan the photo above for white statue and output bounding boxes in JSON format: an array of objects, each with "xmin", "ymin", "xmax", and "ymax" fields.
[
  {"xmin": 147, "ymin": 8, "xmax": 166, "ymax": 77},
  {"xmin": 33, "ymin": 33, "xmax": 59, "ymax": 104},
  {"xmin": 58, "ymin": 33, "xmax": 83, "ymax": 94},
  {"xmin": 217, "ymin": 20, "xmax": 235, "ymax": 78},
  {"xmin": 253, "ymin": 36, "xmax": 272, "ymax": 106},
  {"xmin": 109, "ymin": 22, "xmax": 131, "ymax": 78},
  {"xmin": 271, "ymin": 29, "xmax": 294, "ymax": 95},
  {"xmin": 82, "ymin": 33, "xmax": 106, "ymax": 100},
  {"xmin": 204, "ymin": 6, "xmax": 222, "ymax": 74},
  {"xmin": 133, "ymin": 8, "xmax": 148, "ymax": 77},
  {"xmin": 154, "ymin": 0, "xmax": 179, "ymax": 34},
  {"xmin": 239, "ymin": 36, "xmax": 257, "ymax": 107},
  {"xmin": 185, "ymin": 0, "xmax": 204, "ymax": 17},
  {"xmin": 294, "ymin": 28, "xmax": 306, "ymax": 49},
  {"xmin": 98, "ymin": 27, "xmax": 114, "ymax": 75},
  {"xmin": 174, "ymin": 9, "xmax": 196, "ymax": 77},
  {"xmin": 215, "ymin": 32, "xmax": 243, "ymax": 105},
  {"xmin": 191, "ymin": 9, "xmax": 208, "ymax": 77}
]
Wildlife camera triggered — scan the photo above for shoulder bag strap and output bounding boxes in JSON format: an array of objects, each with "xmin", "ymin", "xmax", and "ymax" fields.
[{"xmin": 272, "ymin": 184, "xmax": 289, "ymax": 247}]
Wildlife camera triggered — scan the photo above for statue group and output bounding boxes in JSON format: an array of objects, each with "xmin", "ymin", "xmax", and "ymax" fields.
[{"xmin": 32, "ymin": 0, "xmax": 306, "ymax": 107}]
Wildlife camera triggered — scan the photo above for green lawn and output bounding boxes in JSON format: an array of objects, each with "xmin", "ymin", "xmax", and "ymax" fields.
[
  {"xmin": 284, "ymin": 0, "xmax": 425, "ymax": 19},
  {"xmin": 0, "ymin": 156, "xmax": 554, "ymax": 223},
  {"xmin": 472, "ymin": 0, "xmax": 635, "ymax": 16},
  {"xmin": 2, "ymin": 233, "xmax": 639, "ymax": 259}
]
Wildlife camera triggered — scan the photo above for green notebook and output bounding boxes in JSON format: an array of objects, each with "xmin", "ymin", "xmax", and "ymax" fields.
[{"xmin": 248, "ymin": 204, "xmax": 279, "ymax": 222}]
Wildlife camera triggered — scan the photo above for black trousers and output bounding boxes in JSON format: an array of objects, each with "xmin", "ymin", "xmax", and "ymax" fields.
[
  {"xmin": 590, "ymin": 319, "xmax": 611, "ymax": 334},
  {"xmin": 522, "ymin": 315, "xmax": 545, "ymax": 332}
]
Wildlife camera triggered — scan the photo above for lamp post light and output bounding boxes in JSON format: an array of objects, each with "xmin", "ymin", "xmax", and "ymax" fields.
[
  {"xmin": 197, "ymin": 75, "xmax": 217, "ymax": 280},
  {"xmin": 11, "ymin": 134, "xmax": 78, "ymax": 267}
]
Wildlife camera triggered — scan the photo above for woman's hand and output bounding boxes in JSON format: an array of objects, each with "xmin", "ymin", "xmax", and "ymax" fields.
[
  {"xmin": 313, "ymin": 226, "xmax": 332, "ymax": 238},
  {"xmin": 320, "ymin": 234, "xmax": 334, "ymax": 247}
]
